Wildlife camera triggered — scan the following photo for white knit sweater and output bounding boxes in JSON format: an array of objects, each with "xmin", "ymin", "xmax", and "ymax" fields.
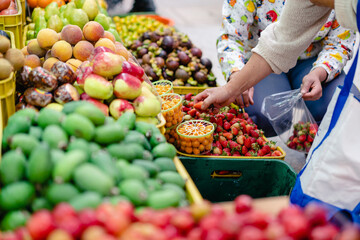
[{"xmin": 253, "ymin": 0, "xmax": 358, "ymax": 74}]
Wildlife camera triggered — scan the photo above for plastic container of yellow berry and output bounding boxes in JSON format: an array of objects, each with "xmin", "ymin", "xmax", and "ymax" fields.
[
  {"xmin": 165, "ymin": 123, "xmax": 180, "ymax": 147},
  {"xmin": 176, "ymin": 120, "xmax": 214, "ymax": 155},
  {"xmin": 153, "ymin": 80, "xmax": 174, "ymax": 96},
  {"xmin": 161, "ymin": 93, "xmax": 184, "ymax": 128}
]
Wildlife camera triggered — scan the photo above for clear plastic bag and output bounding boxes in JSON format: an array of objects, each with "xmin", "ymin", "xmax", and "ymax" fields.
[{"xmin": 261, "ymin": 89, "xmax": 318, "ymax": 152}]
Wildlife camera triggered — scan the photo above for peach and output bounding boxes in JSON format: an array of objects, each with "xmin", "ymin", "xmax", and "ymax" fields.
[
  {"xmin": 73, "ymin": 40, "xmax": 94, "ymax": 61},
  {"xmin": 43, "ymin": 57, "xmax": 59, "ymax": 71},
  {"xmin": 60, "ymin": 25, "xmax": 84, "ymax": 45},
  {"xmin": 83, "ymin": 21, "xmax": 104, "ymax": 42},
  {"xmin": 94, "ymin": 38, "xmax": 115, "ymax": 52},
  {"xmin": 21, "ymin": 46, "xmax": 29, "ymax": 56},
  {"xmin": 115, "ymin": 42, "xmax": 130, "ymax": 60},
  {"xmin": 27, "ymin": 39, "xmax": 47, "ymax": 58},
  {"xmin": 24, "ymin": 54, "xmax": 41, "ymax": 68},
  {"xmin": 103, "ymin": 31, "xmax": 115, "ymax": 43},
  {"xmin": 37, "ymin": 28, "xmax": 59, "ymax": 49},
  {"xmin": 51, "ymin": 40, "xmax": 73, "ymax": 62},
  {"xmin": 66, "ymin": 58, "xmax": 83, "ymax": 72}
]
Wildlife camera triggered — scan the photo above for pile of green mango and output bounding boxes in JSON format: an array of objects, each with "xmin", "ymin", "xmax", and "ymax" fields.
[
  {"xmin": 26, "ymin": 0, "xmax": 121, "ymax": 44},
  {"xmin": 0, "ymin": 101, "xmax": 185, "ymax": 231}
]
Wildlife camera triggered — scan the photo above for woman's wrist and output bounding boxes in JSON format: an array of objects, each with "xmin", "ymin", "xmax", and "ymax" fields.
[{"xmin": 312, "ymin": 67, "xmax": 329, "ymax": 82}]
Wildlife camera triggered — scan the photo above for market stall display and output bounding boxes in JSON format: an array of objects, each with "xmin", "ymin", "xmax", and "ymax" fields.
[
  {"xmin": 0, "ymin": 0, "xmax": 23, "ymax": 48},
  {"xmin": 0, "ymin": 104, "xmax": 191, "ymax": 224},
  {"xmin": 168, "ymin": 93, "xmax": 285, "ymax": 158},
  {"xmin": 128, "ymin": 30, "xmax": 216, "ymax": 87}
]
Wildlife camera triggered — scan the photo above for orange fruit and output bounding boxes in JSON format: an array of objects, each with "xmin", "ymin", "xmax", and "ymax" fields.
[
  {"xmin": 38, "ymin": 0, "xmax": 53, "ymax": 8},
  {"xmin": 54, "ymin": 0, "xmax": 65, "ymax": 6},
  {"xmin": 27, "ymin": 0, "xmax": 37, "ymax": 8}
]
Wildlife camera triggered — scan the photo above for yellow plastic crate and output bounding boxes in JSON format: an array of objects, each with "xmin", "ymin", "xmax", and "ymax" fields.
[
  {"xmin": 173, "ymin": 86, "xmax": 212, "ymax": 95},
  {"xmin": 176, "ymin": 135, "xmax": 286, "ymax": 160},
  {"xmin": 156, "ymin": 113, "xmax": 166, "ymax": 135},
  {"xmin": 0, "ymin": 31, "xmax": 16, "ymax": 129},
  {"xmin": 173, "ymin": 156, "xmax": 203, "ymax": 204},
  {"xmin": 21, "ymin": 0, "xmax": 25, "ymax": 25},
  {"xmin": 0, "ymin": 0, "xmax": 23, "ymax": 48}
]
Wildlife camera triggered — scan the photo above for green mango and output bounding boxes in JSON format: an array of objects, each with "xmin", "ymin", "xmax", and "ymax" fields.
[
  {"xmin": 75, "ymin": 103, "xmax": 106, "ymax": 126},
  {"xmin": 147, "ymin": 189, "xmax": 181, "ymax": 209},
  {"xmin": 90, "ymin": 150, "xmax": 120, "ymax": 181},
  {"xmin": 62, "ymin": 113, "xmax": 95, "ymax": 141},
  {"xmin": 9, "ymin": 134, "xmax": 39, "ymax": 156},
  {"xmin": 32, "ymin": 198, "xmax": 52, "ymax": 212},
  {"xmin": 69, "ymin": 192, "xmax": 102, "ymax": 211},
  {"xmin": 28, "ymin": 126, "xmax": 43, "ymax": 140},
  {"xmin": 119, "ymin": 179, "xmax": 148, "ymax": 206},
  {"xmin": 0, "ymin": 150, "xmax": 26, "ymax": 185},
  {"xmin": 123, "ymin": 131, "xmax": 151, "ymax": 150},
  {"xmin": 42, "ymin": 125, "xmax": 68, "ymax": 149},
  {"xmin": 27, "ymin": 143, "xmax": 52, "ymax": 184},
  {"xmin": 157, "ymin": 171, "xmax": 185, "ymax": 188},
  {"xmin": 94, "ymin": 124, "xmax": 127, "ymax": 145},
  {"xmin": 0, "ymin": 182, "xmax": 35, "ymax": 211},
  {"xmin": 47, "ymin": 15, "xmax": 63, "ymax": 33},
  {"xmin": 46, "ymin": 183, "xmax": 80, "ymax": 205},
  {"xmin": 94, "ymin": 13, "xmax": 109, "ymax": 30},
  {"xmin": 45, "ymin": 2, "xmax": 60, "ymax": 21},
  {"xmin": 152, "ymin": 143, "xmax": 177, "ymax": 159},
  {"xmin": 120, "ymin": 165, "xmax": 149, "ymax": 181},
  {"xmin": 154, "ymin": 158, "xmax": 177, "ymax": 172},
  {"xmin": 1, "ymin": 211, "xmax": 29, "ymax": 231},
  {"xmin": 107, "ymin": 143, "xmax": 145, "ymax": 161},
  {"xmin": 117, "ymin": 111, "xmax": 136, "ymax": 130},
  {"xmin": 37, "ymin": 108, "xmax": 65, "ymax": 129},
  {"xmin": 53, "ymin": 150, "xmax": 88, "ymax": 183}
]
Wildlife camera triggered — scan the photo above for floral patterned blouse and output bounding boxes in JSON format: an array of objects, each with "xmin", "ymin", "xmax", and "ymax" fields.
[{"xmin": 217, "ymin": 0, "xmax": 356, "ymax": 82}]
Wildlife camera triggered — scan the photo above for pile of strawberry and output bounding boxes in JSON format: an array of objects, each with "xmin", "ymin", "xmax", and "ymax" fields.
[
  {"xmin": 287, "ymin": 121, "xmax": 318, "ymax": 153},
  {"xmin": 182, "ymin": 94, "xmax": 282, "ymax": 157}
]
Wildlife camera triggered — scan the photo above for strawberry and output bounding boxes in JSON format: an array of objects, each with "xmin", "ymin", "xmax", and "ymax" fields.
[
  {"xmin": 268, "ymin": 141, "xmax": 277, "ymax": 151},
  {"xmin": 185, "ymin": 93, "xmax": 193, "ymax": 101},
  {"xmin": 243, "ymin": 113, "xmax": 249, "ymax": 119},
  {"xmin": 256, "ymin": 137, "xmax": 266, "ymax": 147},
  {"xmin": 216, "ymin": 125, "xmax": 224, "ymax": 133},
  {"xmin": 236, "ymin": 135, "xmax": 245, "ymax": 145},
  {"xmin": 219, "ymin": 137, "xmax": 228, "ymax": 148},
  {"xmin": 232, "ymin": 151, "xmax": 241, "ymax": 156},
  {"xmin": 231, "ymin": 122, "xmax": 241, "ymax": 130},
  {"xmin": 231, "ymin": 127, "xmax": 239, "ymax": 136},
  {"xmin": 257, "ymin": 149, "xmax": 266, "ymax": 156},
  {"xmin": 213, "ymin": 147, "xmax": 222, "ymax": 155},
  {"xmin": 196, "ymin": 111, "xmax": 201, "ymax": 118},
  {"xmin": 251, "ymin": 143, "xmax": 260, "ymax": 151},
  {"xmin": 230, "ymin": 118, "xmax": 241, "ymax": 125},
  {"xmin": 189, "ymin": 109, "xmax": 197, "ymax": 117},
  {"xmin": 216, "ymin": 118, "xmax": 223, "ymax": 127},
  {"xmin": 245, "ymin": 124, "xmax": 254, "ymax": 133},
  {"xmin": 216, "ymin": 113, "xmax": 225, "ymax": 119},
  {"xmin": 271, "ymin": 150, "xmax": 282, "ymax": 156},
  {"xmin": 249, "ymin": 129, "xmax": 259, "ymax": 138},
  {"xmin": 298, "ymin": 134, "xmax": 306, "ymax": 143},
  {"xmin": 304, "ymin": 142, "xmax": 312, "ymax": 153},
  {"xmin": 223, "ymin": 132, "xmax": 233, "ymax": 140},
  {"xmin": 214, "ymin": 141, "xmax": 222, "ymax": 149},
  {"xmin": 223, "ymin": 121, "xmax": 231, "ymax": 130},
  {"xmin": 228, "ymin": 108, "xmax": 236, "ymax": 114},
  {"xmin": 240, "ymin": 122, "xmax": 246, "ymax": 131},
  {"xmin": 261, "ymin": 145, "xmax": 271, "ymax": 154},
  {"xmin": 226, "ymin": 113, "xmax": 235, "ymax": 121},
  {"xmin": 189, "ymin": 101, "xmax": 194, "ymax": 107},
  {"xmin": 287, "ymin": 141, "xmax": 296, "ymax": 149},
  {"xmin": 223, "ymin": 148, "xmax": 231, "ymax": 156},
  {"xmin": 194, "ymin": 101, "xmax": 203, "ymax": 110},
  {"xmin": 247, "ymin": 118, "xmax": 254, "ymax": 124},
  {"xmin": 307, "ymin": 135, "xmax": 314, "ymax": 143},
  {"xmin": 241, "ymin": 146, "xmax": 248, "ymax": 155},
  {"xmin": 296, "ymin": 143, "xmax": 305, "ymax": 151},
  {"xmin": 210, "ymin": 116, "xmax": 216, "ymax": 123},
  {"xmin": 265, "ymin": 153, "xmax": 271, "ymax": 156},
  {"xmin": 182, "ymin": 106, "xmax": 191, "ymax": 112},
  {"xmin": 229, "ymin": 140, "xmax": 240, "ymax": 150},
  {"xmin": 292, "ymin": 137, "xmax": 299, "ymax": 144},
  {"xmin": 244, "ymin": 138, "xmax": 252, "ymax": 149}
]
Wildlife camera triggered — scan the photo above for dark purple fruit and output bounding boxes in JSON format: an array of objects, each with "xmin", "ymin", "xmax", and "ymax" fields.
[
  {"xmin": 200, "ymin": 58, "xmax": 212, "ymax": 71},
  {"xmin": 138, "ymin": 48, "xmax": 148, "ymax": 58},
  {"xmin": 190, "ymin": 47, "xmax": 202, "ymax": 58},
  {"xmin": 166, "ymin": 59, "xmax": 179, "ymax": 71},
  {"xmin": 175, "ymin": 69, "xmax": 190, "ymax": 81},
  {"xmin": 157, "ymin": 50, "xmax": 167, "ymax": 58},
  {"xmin": 149, "ymin": 42, "xmax": 159, "ymax": 49},
  {"xmin": 180, "ymin": 39, "xmax": 192, "ymax": 49},
  {"xmin": 208, "ymin": 80, "xmax": 216, "ymax": 87},
  {"xmin": 155, "ymin": 57, "xmax": 165, "ymax": 68},
  {"xmin": 142, "ymin": 54, "xmax": 151, "ymax": 65},
  {"xmin": 131, "ymin": 40, "xmax": 142, "ymax": 51},
  {"xmin": 161, "ymin": 36, "xmax": 174, "ymax": 52},
  {"xmin": 162, "ymin": 68, "xmax": 173, "ymax": 80},
  {"xmin": 150, "ymin": 32, "xmax": 161, "ymax": 42},
  {"xmin": 145, "ymin": 66, "xmax": 159, "ymax": 81},
  {"xmin": 178, "ymin": 51, "xmax": 191, "ymax": 65},
  {"xmin": 142, "ymin": 32, "xmax": 151, "ymax": 41},
  {"xmin": 194, "ymin": 71, "xmax": 207, "ymax": 84}
]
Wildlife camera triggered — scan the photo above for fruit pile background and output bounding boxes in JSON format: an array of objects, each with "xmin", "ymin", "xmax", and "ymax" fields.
[
  {"xmin": 2, "ymin": 195, "xmax": 360, "ymax": 240},
  {"xmin": 0, "ymin": 103, "xmax": 188, "ymax": 232}
]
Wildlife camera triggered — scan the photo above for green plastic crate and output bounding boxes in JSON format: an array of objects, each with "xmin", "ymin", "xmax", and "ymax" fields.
[{"xmin": 179, "ymin": 157, "xmax": 296, "ymax": 203}]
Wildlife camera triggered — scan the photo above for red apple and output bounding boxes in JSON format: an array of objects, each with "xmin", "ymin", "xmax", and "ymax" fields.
[
  {"xmin": 121, "ymin": 61, "xmax": 145, "ymax": 80},
  {"xmin": 78, "ymin": 209, "xmax": 100, "ymax": 229},
  {"xmin": 282, "ymin": 215, "xmax": 310, "ymax": 239},
  {"xmin": 113, "ymin": 73, "xmax": 142, "ymax": 100},
  {"xmin": 109, "ymin": 99, "xmax": 134, "ymax": 119},
  {"xmin": 52, "ymin": 203, "xmax": 77, "ymax": 223},
  {"xmin": 237, "ymin": 226, "xmax": 266, "ymax": 240},
  {"xmin": 0, "ymin": 0, "xmax": 11, "ymax": 11},
  {"xmin": 92, "ymin": 52, "xmax": 125, "ymax": 78},
  {"xmin": 304, "ymin": 203, "xmax": 328, "ymax": 227},
  {"xmin": 234, "ymin": 195, "xmax": 253, "ymax": 213},
  {"xmin": 84, "ymin": 74, "xmax": 113, "ymax": 100},
  {"xmin": 170, "ymin": 210, "xmax": 195, "ymax": 234},
  {"xmin": 56, "ymin": 215, "xmax": 83, "ymax": 238},
  {"xmin": 310, "ymin": 224, "xmax": 339, "ymax": 240}
]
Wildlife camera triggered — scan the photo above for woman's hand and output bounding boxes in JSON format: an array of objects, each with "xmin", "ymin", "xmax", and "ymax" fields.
[
  {"xmin": 234, "ymin": 87, "xmax": 254, "ymax": 108},
  {"xmin": 194, "ymin": 85, "xmax": 237, "ymax": 110},
  {"xmin": 301, "ymin": 67, "xmax": 328, "ymax": 101}
]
